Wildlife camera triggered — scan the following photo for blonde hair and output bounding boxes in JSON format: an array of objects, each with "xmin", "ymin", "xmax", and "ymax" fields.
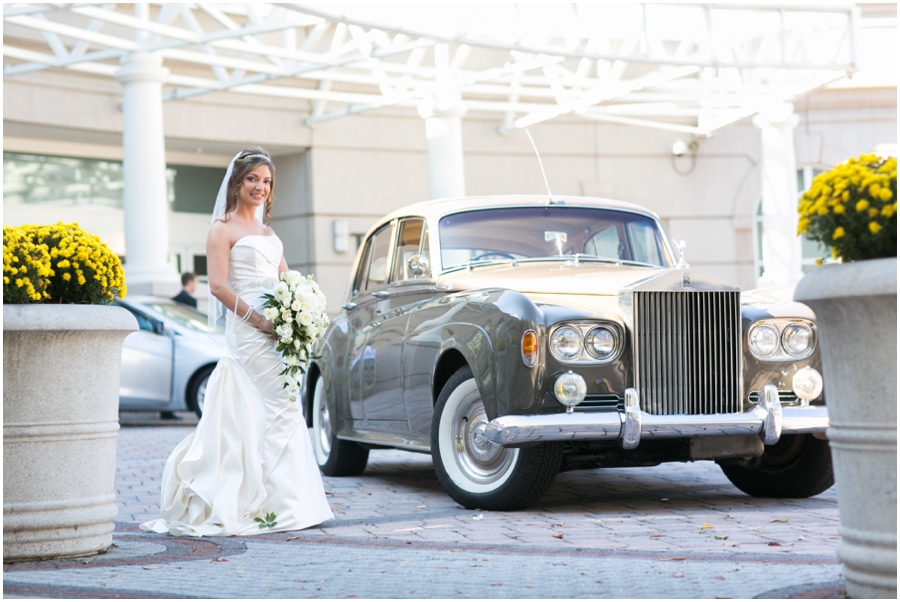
[{"xmin": 223, "ymin": 147, "xmax": 275, "ymax": 224}]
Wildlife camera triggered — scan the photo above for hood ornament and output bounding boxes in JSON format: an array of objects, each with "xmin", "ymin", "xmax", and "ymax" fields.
[{"xmin": 671, "ymin": 238, "xmax": 689, "ymax": 268}]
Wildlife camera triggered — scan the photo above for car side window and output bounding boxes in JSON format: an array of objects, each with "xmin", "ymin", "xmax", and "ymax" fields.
[
  {"xmin": 359, "ymin": 224, "xmax": 393, "ymax": 294},
  {"xmin": 352, "ymin": 237, "xmax": 373, "ymax": 296},
  {"xmin": 391, "ymin": 218, "xmax": 426, "ymax": 282},
  {"xmin": 124, "ymin": 307, "xmax": 156, "ymax": 333}
]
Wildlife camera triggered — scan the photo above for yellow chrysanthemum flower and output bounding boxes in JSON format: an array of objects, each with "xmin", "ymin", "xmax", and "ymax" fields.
[
  {"xmin": 833, "ymin": 227, "xmax": 845, "ymax": 240},
  {"xmin": 856, "ymin": 199, "xmax": 870, "ymax": 212},
  {"xmin": 869, "ymin": 222, "xmax": 882, "ymax": 235}
]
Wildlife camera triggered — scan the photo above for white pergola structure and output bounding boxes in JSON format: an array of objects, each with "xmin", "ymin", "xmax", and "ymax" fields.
[{"xmin": 3, "ymin": 2, "xmax": 858, "ymax": 290}]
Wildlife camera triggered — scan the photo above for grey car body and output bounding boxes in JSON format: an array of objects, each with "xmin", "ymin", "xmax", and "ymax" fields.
[
  {"xmin": 305, "ymin": 196, "xmax": 832, "ymax": 510},
  {"xmin": 116, "ymin": 296, "xmax": 226, "ymax": 417}
]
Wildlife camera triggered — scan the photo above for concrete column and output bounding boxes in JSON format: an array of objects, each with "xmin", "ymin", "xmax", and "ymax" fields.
[
  {"xmin": 115, "ymin": 52, "xmax": 179, "ymax": 295},
  {"xmin": 419, "ymin": 97, "xmax": 467, "ymax": 200},
  {"xmin": 753, "ymin": 102, "xmax": 802, "ymax": 288}
]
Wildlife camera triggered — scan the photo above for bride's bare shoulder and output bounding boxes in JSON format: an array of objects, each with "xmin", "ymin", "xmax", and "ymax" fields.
[{"xmin": 208, "ymin": 220, "xmax": 235, "ymax": 246}]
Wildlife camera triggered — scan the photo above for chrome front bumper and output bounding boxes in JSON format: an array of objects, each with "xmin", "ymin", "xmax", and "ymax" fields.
[{"xmin": 485, "ymin": 385, "xmax": 828, "ymax": 448}]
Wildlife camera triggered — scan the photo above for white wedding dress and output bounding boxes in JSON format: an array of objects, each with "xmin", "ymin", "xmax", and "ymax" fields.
[{"xmin": 141, "ymin": 234, "xmax": 333, "ymax": 536}]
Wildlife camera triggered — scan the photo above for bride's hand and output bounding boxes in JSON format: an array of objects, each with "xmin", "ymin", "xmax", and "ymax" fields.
[{"xmin": 249, "ymin": 311, "xmax": 276, "ymax": 336}]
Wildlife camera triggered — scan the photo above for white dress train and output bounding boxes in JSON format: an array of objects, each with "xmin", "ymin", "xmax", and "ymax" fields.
[{"xmin": 141, "ymin": 234, "xmax": 333, "ymax": 536}]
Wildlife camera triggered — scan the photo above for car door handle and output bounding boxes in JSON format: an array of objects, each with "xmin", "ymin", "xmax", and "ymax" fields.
[
  {"xmin": 342, "ymin": 302, "xmax": 357, "ymax": 311},
  {"xmin": 372, "ymin": 291, "xmax": 390, "ymax": 298}
]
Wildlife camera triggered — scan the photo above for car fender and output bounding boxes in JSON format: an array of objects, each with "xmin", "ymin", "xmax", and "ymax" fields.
[{"xmin": 419, "ymin": 288, "xmax": 546, "ymax": 421}]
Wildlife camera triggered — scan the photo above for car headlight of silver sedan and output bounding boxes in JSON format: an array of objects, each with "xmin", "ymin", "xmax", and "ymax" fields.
[
  {"xmin": 748, "ymin": 319, "xmax": 817, "ymax": 361},
  {"xmin": 549, "ymin": 322, "xmax": 622, "ymax": 364}
]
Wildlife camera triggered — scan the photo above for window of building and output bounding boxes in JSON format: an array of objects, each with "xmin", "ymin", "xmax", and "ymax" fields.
[
  {"xmin": 753, "ymin": 166, "xmax": 831, "ymax": 278},
  {"xmin": 3, "ymin": 152, "xmax": 225, "ymax": 214}
]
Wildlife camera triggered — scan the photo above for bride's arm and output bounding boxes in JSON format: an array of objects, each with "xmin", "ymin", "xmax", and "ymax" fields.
[
  {"xmin": 207, "ymin": 223, "xmax": 275, "ymax": 335},
  {"xmin": 278, "ymin": 256, "xmax": 289, "ymax": 277}
]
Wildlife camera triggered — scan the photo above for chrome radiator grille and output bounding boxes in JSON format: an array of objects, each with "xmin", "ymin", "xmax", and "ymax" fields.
[{"xmin": 633, "ymin": 291, "xmax": 742, "ymax": 415}]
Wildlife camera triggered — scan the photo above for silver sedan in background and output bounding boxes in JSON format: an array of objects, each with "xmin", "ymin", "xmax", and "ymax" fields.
[{"xmin": 115, "ymin": 296, "xmax": 226, "ymax": 418}]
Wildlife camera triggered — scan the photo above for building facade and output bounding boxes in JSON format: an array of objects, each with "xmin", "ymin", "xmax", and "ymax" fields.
[{"xmin": 4, "ymin": 5, "xmax": 896, "ymax": 313}]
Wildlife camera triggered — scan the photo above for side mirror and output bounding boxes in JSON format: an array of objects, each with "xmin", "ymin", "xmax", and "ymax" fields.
[
  {"xmin": 407, "ymin": 254, "xmax": 431, "ymax": 278},
  {"xmin": 153, "ymin": 320, "xmax": 166, "ymax": 336}
]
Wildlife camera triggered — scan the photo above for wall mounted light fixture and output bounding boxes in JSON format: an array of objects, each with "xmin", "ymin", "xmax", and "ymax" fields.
[{"xmin": 671, "ymin": 138, "xmax": 701, "ymax": 175}]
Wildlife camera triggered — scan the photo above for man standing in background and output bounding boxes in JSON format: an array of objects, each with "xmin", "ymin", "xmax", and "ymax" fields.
[{"xmin": 171, "ymin": 272, "xmax": 198, "ymax": 308}]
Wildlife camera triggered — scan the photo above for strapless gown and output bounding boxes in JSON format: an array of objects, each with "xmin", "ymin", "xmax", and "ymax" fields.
[{"xmin": 140, "ymin": 235, "xmax": 333, "ymax": 536}]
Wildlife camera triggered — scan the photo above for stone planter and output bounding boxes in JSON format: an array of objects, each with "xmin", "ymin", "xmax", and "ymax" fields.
[
  {"xmin": 3, "ymin": 304, "xmax": 137, "ymax": 562},
  {"xmin": 794, "ymin": 257, "xmax": 897, "ymax": 599}
]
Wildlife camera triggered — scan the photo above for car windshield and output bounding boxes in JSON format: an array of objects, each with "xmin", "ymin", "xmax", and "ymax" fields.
[
  {"xmin": 438, "ymin": 206, "xmax": 672, "ymax": 271},
  {"xmin": 146, "ymin": 301, "xmax": 217, "ymax": 333}
]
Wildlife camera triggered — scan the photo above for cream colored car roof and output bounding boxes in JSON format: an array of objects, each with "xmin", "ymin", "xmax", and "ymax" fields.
[{"xmin": 379, "ymin": 195, "xmax": 661, "ymax": 228}]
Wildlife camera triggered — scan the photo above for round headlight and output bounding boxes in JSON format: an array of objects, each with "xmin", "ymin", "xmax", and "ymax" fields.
[
  {"xmin": 792, "ymin": 366, "xmax": 823, "ymax": 402},
  {"xmin": 550, "ymin": 326, "xmax": 582, "ymax": 361},
  {"xmin": 782, "ymin": 323, "xmax": 814, "ymax": 357},
  {"xmin": 553, "ymin": 371, "xmax": 587, "ymax": 407},
  {"xmin": 749, "ymin": 324, "xmax": 779, "ymax": 358},
  {"xmin": 585, "ymin": 327, "xmax": 617, "ymax": 361}
]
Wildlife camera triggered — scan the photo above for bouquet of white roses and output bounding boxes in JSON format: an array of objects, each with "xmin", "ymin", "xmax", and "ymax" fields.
[{"xmin": 261, "ymin": 271, "xmax": 330, "ymax": 402}]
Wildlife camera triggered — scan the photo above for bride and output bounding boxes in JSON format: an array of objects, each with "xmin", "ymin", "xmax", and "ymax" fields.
[{"xmin": 141, "ymin": 148, "xmax": 333, "ymax": 536}]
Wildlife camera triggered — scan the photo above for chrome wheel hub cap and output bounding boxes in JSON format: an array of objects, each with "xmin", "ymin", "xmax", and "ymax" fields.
[
  {"xmin": 452, "ymin": 392, "xmax": 514, "ymax": 484},
  {"xmin": 197, "ymin": 377, "xmax": 208, "ymax": 413}
]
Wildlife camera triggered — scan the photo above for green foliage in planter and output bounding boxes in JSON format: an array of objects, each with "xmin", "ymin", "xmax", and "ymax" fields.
[
  {"xmin": 798, "ymin": 154, "xmax": 897, "ymax": 262},
  {"xmin": 3, "ymin": 222, "xmax": 126, "ymax": 304}
]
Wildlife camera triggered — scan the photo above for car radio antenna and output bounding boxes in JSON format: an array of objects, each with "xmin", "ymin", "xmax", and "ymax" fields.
[{"xmin": 524, "ymin": 128, "xmax": 556, "ymax": 204}]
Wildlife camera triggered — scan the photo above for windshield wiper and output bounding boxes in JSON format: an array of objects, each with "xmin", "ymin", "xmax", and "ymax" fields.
[
  {"xmin": 441, "ymin": 255, "xmax": 660, "ymax": 274},
  {"xmin": 442, "ymin": 258, "xmax": 517, "ymax": 274}
]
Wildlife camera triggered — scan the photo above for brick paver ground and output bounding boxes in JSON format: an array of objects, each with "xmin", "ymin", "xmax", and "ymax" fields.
[{"xmin": 3, "ymin": 418, "xmax": 844, "ymax": 599}]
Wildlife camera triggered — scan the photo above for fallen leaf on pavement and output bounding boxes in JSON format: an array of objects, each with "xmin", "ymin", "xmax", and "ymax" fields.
[
  {"xmin": 211, "ymin": 557, "xmax": 228, "ymax": 562},
  {"xmin": 142, "ymin": 565, "xmax": 161, "ymax": 570},
  {"xmin": 552, "ymin": 534, "xmax": 564, "ymax": 539},
  {"xmin": 673, "ymin": 573, "xmax": 684, "ymax": 578},
  {"xmin": 715, "ymin": 576, "xmax": 725, "ymax": 581},
  {"xmin": 663, "ymin": 557, "xmax": 688, "ymax": 561},
  {"xmin": 714, "ymin": 535, "xmax": 728, "ymax": 540},
  {"xmin": 771, "ymin": 519, "xmax": 788, "ymax": 523},
  {"xmin": 767, "ymin": 542, "xmax": 781, "ymax": 547}
]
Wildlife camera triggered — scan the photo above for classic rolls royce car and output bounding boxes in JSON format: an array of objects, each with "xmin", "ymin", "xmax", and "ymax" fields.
[{"xmin": 304, "ymin": 196, "xmax": 832, "ymax": 511}]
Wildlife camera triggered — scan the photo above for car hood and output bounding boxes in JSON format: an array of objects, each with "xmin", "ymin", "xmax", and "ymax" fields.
[{"xmin": 438, "ymin": 263, "xmax": 667, "ymax": 297}]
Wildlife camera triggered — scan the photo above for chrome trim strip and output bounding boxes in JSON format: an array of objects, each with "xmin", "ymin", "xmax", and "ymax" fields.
[{"xmin": 485, "ymin": 404, "xmax": 828, "ymax": 447}]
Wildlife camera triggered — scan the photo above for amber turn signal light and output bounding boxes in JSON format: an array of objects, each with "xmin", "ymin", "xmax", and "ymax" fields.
[{"xmin": 521, "ymin": 329, "xmax": 538, "ymax": 368}]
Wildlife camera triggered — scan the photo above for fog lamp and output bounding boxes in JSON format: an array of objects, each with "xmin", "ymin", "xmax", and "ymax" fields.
[
  {"xmin": 554, "ymin": 371, "xmax": 586, "ymax": 413},
  {"xmin": 792, "ymin": 367, "xmax": 823, "ymax": 406}
]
